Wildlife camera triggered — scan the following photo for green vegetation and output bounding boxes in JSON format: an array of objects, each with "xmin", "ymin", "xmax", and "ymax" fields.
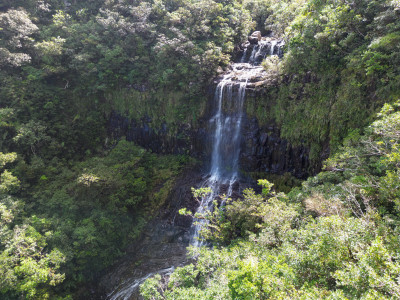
[
  {"xmin": 236, "ymin": 0, "xmax": 399, "ymax": 165},
  {"xmin": 0, "ymin": 0, "xmax": 251, "ymax": 297},
  {"xmin": 0, "ymin": 152, "xmax": 65, "ymax": 299},
  {"xmin": 1, "ymin": 0, "xmax": 400, "ymax": 298},
  {"xmin": 141, "ymin": 102, "xmax": 400, "ymax": 299},
  {"xmin": 0, "ymin": 138, "xmax": 192, "ymax": 298},
  {"xmin": 1, "ymin": 0, "xmax": 400, "ymax": 160},
  {"xmin": 27, "ymin": 140, "xmax": 192, "ymax": 284}
]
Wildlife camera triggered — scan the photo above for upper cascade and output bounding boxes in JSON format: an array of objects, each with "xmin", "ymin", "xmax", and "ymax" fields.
[
  {"xmin": 190, "ymin": 32, "xmax": 284, "ymax": 247},
  {"xmin": 240, "ymin": 32, "xmax": 285, "ymax": 65},
  {"xmin": 214, "ymin": 32, "xmax": 284, "ymax": 89},
  {"xmin": 105, "ymin": 32, "xmax": 286, "ymax": 298}
]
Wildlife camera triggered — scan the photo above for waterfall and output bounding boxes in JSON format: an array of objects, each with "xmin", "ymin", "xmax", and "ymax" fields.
[
  {"xmin": 190, "ymin": 79, "xmax": 247, "ymax": 247},
  {"xmin": 107, "ymin": 267, "xmax": 174, "ymax": 300},
  {"xmin": 105, "ymin": 35, "xmax": 284, "ymax": 300},
  {"xmin": 270, "ymin": 40, "xmax": 277, "ymax": 56},
  {"xmin": 245, "ymin": 38, "xmax": 284, "ymax": 66},
  {"xmin": 248, "ymin": 45, "xmax": 258, "ymax": 64},
  {"xmin": 190, "ymin": 38, "xmax": 283, "ymax": 247},
  {"xmin": 240, "ymin": 48, "xmax": 248, "ymax": 63}
]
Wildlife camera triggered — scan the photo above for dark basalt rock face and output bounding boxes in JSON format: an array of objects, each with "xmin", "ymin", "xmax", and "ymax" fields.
[
  {"xmin": 100, "ymin": 34, "xmax": 314, "ymax": 299},
  {"xmin": 96, "ymin": 221, "xmax": 191, "ymax": 300},
  {"xmin": 94, "ymin": 167, "xmax": 202, "ymax": 300},
  {"xmin": 108, "ymin": 105, "xmax": 311, "ymax": 179},
  {"xmin": 241, "ymin": 116, "xmax": 310, "ymax": 178},
  {"xmin": 108, "ymin": 111, "xmax": 198, "ymax": 156},
  {"xmin": 107, "ymin": 38, "xmax": 311, "ymax": 179}
]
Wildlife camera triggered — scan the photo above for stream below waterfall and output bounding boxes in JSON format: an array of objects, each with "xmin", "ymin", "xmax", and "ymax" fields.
[{"xmin": 103, "ymin": 34, "xmax": 284, "ymax": 300}]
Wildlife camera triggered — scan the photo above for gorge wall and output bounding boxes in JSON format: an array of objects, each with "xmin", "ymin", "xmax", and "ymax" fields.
[
  {"xmin": 108, "ymin": 89, "xmax": 312, "ymax": 180},
  {"xmin": 108, "ymin": 34, "xmax": 313, "ymax": 179},
  {"xmin": 108, "ymin": 87, "xmax": 311, "ymax": 179}
]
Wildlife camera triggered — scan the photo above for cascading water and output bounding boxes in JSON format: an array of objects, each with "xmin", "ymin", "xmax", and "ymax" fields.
[
  {"xmin": 244, "ymin": 38, "xmax": 284, "ymax": 65},
  {"xmin": 107, "ymin": 267, "xmax": 174, "ymax": 300},
  {"xmin": 190, "ymin": 79, "xmax": 247, "ymax": 247},
  {"xmin": 105, "ymin": 34, "xmax": 283, "ymax": 300},
  {"xmin": 190, "ymin": 36, "xmax": 284, "ymax": 247}
]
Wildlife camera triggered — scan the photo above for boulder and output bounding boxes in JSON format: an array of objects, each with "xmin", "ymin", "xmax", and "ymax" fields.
[{"xmin": 248, "ymin": 31, "xmax": 261, "ymax": 44}]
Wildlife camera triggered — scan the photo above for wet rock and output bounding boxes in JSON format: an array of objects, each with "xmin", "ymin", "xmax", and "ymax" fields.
[
  {"xmin": 107, "ymin": 111, "xmax": 208, "ymax": 159},
  {"xmin": 240, "ymin": 116, "xmax": 310, "ymax": 178},
  {"xmin": 248, "ymin": 31, "xmax": 261, "ymax": 44},
  {"xmin": 96, "ymin": 167, "xmax": 203, "ymax": 300},
  {"xmin": 108, "ymin": 37, "xmax": 309, "ymax": 180},
  {"xmin": 98, "ymin": 221, "xmax": 191, "ymax": 300}
]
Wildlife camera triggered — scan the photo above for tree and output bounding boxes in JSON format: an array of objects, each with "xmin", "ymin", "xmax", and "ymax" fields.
[
  {"xmin": 0, "ymin": 8, "xmax": 38, "ymax": 67},
  {"xmin": 0, "ymin": 152, "xmax": 66, "ymax": 299}
]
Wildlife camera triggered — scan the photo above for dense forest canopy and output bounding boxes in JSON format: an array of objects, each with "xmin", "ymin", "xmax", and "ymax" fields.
[{"xmin": 0, "ymin": 0, "xmax": 400, "ymax": 299}]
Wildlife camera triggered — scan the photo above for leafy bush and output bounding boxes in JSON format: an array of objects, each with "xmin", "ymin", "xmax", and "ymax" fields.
[{"xmin": 142, "ymin": 101, "xmax": 400, "ymax": 299}]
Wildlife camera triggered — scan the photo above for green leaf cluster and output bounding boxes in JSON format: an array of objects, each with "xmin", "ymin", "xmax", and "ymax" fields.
[{"xmin": 142, "ymin": 101, "xmax": 400, "ymax": 299}]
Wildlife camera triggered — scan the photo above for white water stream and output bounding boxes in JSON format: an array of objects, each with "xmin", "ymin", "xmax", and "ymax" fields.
[
  {"xmin": 106, "ymin": 37, "xmax": 283, "ymax": 300},
  {"xmin": 107, "ymin": 267, "xmax": 174, "ymax": 300},
  {"xmin": 190, "ymin": 78, "xmax": 247, "ymax": 247},
  {"xmin": 190, "ymin": 38, "xmax": 284, "ymax": 246}
]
